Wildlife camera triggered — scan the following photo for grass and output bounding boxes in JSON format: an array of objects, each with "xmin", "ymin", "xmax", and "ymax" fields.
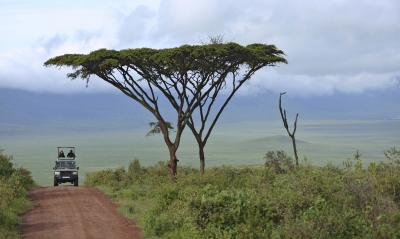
[
  {"xmin": 0, "ymin": 151, "xmax": 35, "ymax": 238},
  {"xmin": 2, "ymin": 119, "xmax": 400, "ymax": 186},
  {"xmin": 98, "ymin": 184, "xmax": 155, "ymax": 226},
  {"xmin": 85, "ymin": 149, "xmax": 400, "ymax": 239}
]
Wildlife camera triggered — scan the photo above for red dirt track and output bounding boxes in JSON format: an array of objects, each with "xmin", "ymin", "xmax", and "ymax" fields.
[{"xmin": 21, "ymin": 187, "xmax": 142, "ymax": 239}]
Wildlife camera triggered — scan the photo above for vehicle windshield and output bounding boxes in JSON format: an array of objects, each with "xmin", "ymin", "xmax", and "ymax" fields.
[{"xmin": 55, "ymin": 161, "xmax": 76, "ymax": 169}]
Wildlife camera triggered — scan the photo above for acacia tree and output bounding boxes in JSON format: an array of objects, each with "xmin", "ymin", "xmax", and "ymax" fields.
[
  {"xmin": 44, "ymin": 43, "xmax": 285, "ymax": 179},
  {"xmin": 185, "ymin": 44, "xmax": 287, "ymax": 174}
]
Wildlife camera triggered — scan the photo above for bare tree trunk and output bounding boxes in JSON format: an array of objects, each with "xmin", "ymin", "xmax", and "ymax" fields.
[
  {"xmin": 291, "ymin": 136, "xmax": 299, "ymax": 166},
  {"xmin": 157, "ymin": 119, "xmax": 180, "ymax": 182},
  {"xmin": 192, "ymin": 133, "xmax": 206, "ymax": 175},
  {"xmin": 167, "ymin": 146, "xmax": 178, "ymax": 181},
  {"xmin": 279, "ymin": 92, "xmax": 300, "ymax": 167},
  {"xmin": 199, "ymin": 145, "xmax": 205, "ymax": 175}
]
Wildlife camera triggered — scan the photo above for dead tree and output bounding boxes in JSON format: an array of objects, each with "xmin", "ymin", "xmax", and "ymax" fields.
[{"xmin": 278, "ymin": 92, "xmax": 299, "ymax": 166}]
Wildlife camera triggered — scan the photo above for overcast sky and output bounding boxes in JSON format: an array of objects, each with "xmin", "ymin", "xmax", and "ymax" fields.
[{"xmin": 0, "ymin": 0, "xmax": 399, "ymax": 96}]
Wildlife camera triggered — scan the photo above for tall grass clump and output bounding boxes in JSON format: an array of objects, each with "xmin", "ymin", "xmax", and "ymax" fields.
[
  {"xmin": 0, "ymin": 151, "xmax": 35, "ymax": 238},
  {"xmin": 86, "ymin": 149, "xmax": 400, "ymax": 239}
]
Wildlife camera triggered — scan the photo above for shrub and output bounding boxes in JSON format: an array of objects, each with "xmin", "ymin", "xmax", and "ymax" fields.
[
  {"xmin": 264, "ymin": 150, "xmax": 294, "ymax": 173},
  {"xmin": 127, "ymin": 159, "xmax": 142, "ymax": 181},
  {"xmin": 0, "ymin": 151, "xmax": 34, "ymax": 238},
  {"xmin": 384, "ymin": 146, "xmax": 400, "ymax": 164},
  {"xmin": 85, "ymin": 153, "xmax": 400, "ymax": 239},
  {"xmin": 0, "ymin": 152, "xmax": 14, "ymax": 177}
]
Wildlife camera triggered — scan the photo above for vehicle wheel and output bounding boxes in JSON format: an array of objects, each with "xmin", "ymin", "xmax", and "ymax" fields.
[
  {"xmin": 74, "ymin": 178, "xmax": 79, "ymax": 187},
  {"xmin": 54, "ymin": 179, "xmax": 58, "ymax": 187}
]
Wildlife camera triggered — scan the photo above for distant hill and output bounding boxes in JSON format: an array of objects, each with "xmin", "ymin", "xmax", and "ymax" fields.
[
  {"xmin": 0, "ymin": 87, "xmax": 399, "ymax": 136},
  {"xmin": 246, "ymin": 135, "xmax": 309, "ymax": 145},
  {"xmin": 0, "ymin": 88, "xmax": 152, "ymax": 135}
]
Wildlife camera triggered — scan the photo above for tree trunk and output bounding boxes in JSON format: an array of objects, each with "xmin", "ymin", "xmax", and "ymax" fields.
[
  {"xmin": 199, "ymin": 145, "xmax": 205, "ymax": 175},
  {"xmin": 291, "ymin": 136, "xmax": 299, "ymax": 166},
  {"xmin": 193, "ymin": 134, "xmax": 206, "ymax": 175},
  {"xmin": 167, "ymin": 145, "xmax": 178, "ymax": 181}
]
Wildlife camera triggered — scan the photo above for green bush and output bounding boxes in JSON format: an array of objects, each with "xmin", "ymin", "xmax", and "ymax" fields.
[
  {"xmin": 128, "ymin": 159, "xmax": 142, "ymax": 181},
  {"xmin": 0, "ymin": 153, "xmax": 14, "ymax": 177},
  {"xmin": 384, "ymin": 146, "xmax": 400, "ymax": 164},
  {"xmin": 264, "ymin": 150, "xmax": 294, "ymax": 173},
  {"xmin": 0, "ymin": 151, "xmax": 34, "ymax": 239},
  {"xmin": 86, "ymin": 150, "xmax": 400, "ymax": 239}
]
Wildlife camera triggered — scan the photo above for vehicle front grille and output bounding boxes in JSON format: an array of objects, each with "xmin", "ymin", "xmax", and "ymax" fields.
[{"xmin": 60, "ymin": 171, "xmax": 72, "ymax": 177}]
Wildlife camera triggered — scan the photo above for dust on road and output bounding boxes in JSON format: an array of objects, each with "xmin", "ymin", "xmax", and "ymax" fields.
[{"xmin": 21, "ymin": 187, "xmax": 142, "ymax": 239}]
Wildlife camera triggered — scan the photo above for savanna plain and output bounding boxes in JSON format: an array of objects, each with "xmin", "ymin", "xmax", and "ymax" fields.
[{"xmin": 1, "ymin": 119, "xmax": 400, "ymax": 238}]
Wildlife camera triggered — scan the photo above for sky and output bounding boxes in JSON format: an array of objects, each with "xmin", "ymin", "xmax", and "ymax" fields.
[{"xmin": 0, "ymin": 0, "xmax": 399, "ymax": 96}]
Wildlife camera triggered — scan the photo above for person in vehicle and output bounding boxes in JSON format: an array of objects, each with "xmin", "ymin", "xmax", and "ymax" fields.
[
  {"xmin": 67, "ymin": 149, "xmax": 75, "ymax": 158},
  {"xmin": 58, "ymin": 150, "xmax": 65, "ymax": 158}
]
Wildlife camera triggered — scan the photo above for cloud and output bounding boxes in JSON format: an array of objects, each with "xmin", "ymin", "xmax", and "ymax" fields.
[
  {"xmin": 0, "ymin": 32, "xmax": 115, "ymax": 93},
  {"xmin": 242, "ymin": 69, "xmax": 400, "ymax": 97},
  {"xmin": 0, "ymin": 0, "xmax": 399, "ymax": 95}
]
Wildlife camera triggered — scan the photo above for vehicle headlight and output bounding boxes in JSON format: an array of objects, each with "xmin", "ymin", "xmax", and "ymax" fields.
[
  {"xmin": 72, "ymin": 172, "xmax": 78, "ymax": 175},
  {"xmin": 54, "ymin": 171, "xmax": 60, "ymax": 176}
]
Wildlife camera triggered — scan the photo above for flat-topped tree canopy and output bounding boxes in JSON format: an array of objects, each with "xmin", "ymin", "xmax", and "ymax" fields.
[
  {"xmin": 44, "ymin": 43, "xmax": 286, "ymax": 81},
  {"xmin": 44, "ymin": 42, "xmax": 286, "ymax": 132},
  {"xmin": 44, "ymin": 42, "xmax": 286, "ymax": 180}
]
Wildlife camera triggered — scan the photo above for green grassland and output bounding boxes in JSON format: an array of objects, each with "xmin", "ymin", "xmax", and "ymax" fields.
[
  {"xmin": 1, "ymin": 119, "xmax": 399, "ymax": 238},
  {"xmin": 1, "ymin": 119, "xmax": 399, "ymax": 185}
]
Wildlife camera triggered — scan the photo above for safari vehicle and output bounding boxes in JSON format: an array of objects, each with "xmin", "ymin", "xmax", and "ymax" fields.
[{"xmin": 53, "ymin": 147, "xmax": 79, "ymax": 186}]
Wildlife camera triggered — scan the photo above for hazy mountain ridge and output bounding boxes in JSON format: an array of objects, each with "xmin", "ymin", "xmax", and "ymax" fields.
[
  {"xmin": 1, "ymin": 87, "xmax": 399, "ymax": 136},
  {"xmin": 246, "ymin": 135, "xmax": 310, "ymax": 145}
]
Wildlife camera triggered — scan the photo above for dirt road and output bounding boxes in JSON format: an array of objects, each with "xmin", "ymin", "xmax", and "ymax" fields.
[{"xmin": 21, "ymin": 187, "xmax": 142, "ymax": 239}]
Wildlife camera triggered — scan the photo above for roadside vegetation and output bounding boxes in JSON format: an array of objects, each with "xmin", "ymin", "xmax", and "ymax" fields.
[
  {"xmin": 0, "ymin": 151, "xmax": 35, "ymax": 238},
  {"xmin": 86, "ymin": 148, "xmax": 400, "ymax": 239}
]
